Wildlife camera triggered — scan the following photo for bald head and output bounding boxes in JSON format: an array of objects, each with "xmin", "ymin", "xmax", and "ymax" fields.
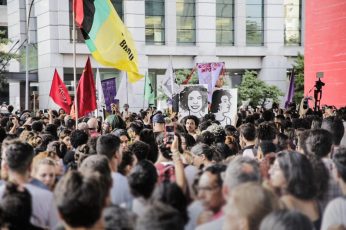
[{"xmin": 87, "ymin": 118, "xmax": 98, "ymax": 130}]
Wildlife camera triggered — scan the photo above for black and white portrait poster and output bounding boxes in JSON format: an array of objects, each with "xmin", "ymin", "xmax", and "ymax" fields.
[
  {"xmin": 179, "ymin": 84, "xmax": 208, "ymax": 118},
  {"xmin": 210, "ymin": 88, "xmax": 238, "ymax": 126}
]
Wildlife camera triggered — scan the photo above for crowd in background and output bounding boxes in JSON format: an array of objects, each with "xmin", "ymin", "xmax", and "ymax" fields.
[{"xmin": 0, "ymin": 101, "xmax": 345, "ymax": 230}]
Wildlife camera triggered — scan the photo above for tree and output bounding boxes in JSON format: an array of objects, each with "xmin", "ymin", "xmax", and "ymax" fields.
[
  {"xmin": 292, "ymin": 53, "xmax": 304, "ymax": 104},
  {"xmin": 0, "ymin": 30, "xmax": 18, "ymax": 91},
  {"xmin": 238, "ymin": 70, "xmax": 283, "ymax": 107}
]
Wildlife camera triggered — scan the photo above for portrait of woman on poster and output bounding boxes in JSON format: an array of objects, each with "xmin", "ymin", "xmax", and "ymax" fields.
[
  {"xmin": 179, "ymin": 85, "xmax": 208, "ymax": 118},
  {"xmin": 211, "ymin": 89, "xmax": 232, "ymax": 126}
]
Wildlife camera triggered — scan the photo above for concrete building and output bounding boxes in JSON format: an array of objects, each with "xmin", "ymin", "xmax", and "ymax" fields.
[{"xmin": 6, "ymin": 0, "xmax": 304, "ymax": 111}]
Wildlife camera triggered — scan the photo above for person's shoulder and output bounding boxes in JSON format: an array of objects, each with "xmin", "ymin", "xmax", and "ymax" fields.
[
  {"xmin": 25, "ymin": 183, "xmax": 53, "ymax": 197},
  {"xmin": 196, "ymin": 215, "xmax": 224, "ymax": 230},
  {"xmin": 325, "ymin": 197, "xmax": 346, "ymax": 211}
]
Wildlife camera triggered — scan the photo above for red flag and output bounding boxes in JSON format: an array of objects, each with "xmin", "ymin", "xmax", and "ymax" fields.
[
  {"xmin": 76, "ymin": 57, "xmax": 97, "ymax": 117},
  {"xmin": 49, "ymin": 69, "xmax": 72, "ymax": 114}
]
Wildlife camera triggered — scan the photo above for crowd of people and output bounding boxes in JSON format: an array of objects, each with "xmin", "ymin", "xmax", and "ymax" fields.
[{"xmin": 0, "ymin": 101, "xmax": 345, "ymax": 230}]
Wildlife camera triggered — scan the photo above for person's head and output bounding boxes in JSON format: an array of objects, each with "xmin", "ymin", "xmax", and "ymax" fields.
[
  {"xmin": 139, "ymin": 128, "xmax": 159, "ymax": 163},
  {"xmin": 258, "ymin": 141, "xmax": 276, "ymax": 158},
  {"xmin": 239, "ymin": 123, "xmax": 256, "ymax": 144},
  {"xmin": 70, "ymin": 129, "xmax": 89, "ymax": 149},
  {"xmin": 3, "ymin": 140, "xmax": 34, "ymax": 176},
  {"xmin": 47, "ymin": 140, "xmax": 68, "ymax": 159},
  {"xmin": 197, "ymin": 130, "xmax": 215, "ymax": 145},
  {"xmin": 79, "ymin": 155, "xmax": 113, "ymax": 206},
  {"xmin": 97, "ymin": 134, "xmax": 122, "ymax": 170},
  {"xmin": 87, "ymin": 117, "xmax": 99, "ymax": 131},
  {"xmin": 333, "ymin": 147, "xmax": 346, "ymax": 186},
  {"xmin": 180, "ymin": 133, "xmax": 196, "ymax": 151},
  {"xmin": 135, "ymin": 201, "xmax": 185, "ymax": 230},
  {"xmin": 128, "ymin": 160, "xmax": 157, "ymax": 199},
  {"xmin": 152, "ymin": 113, "xmax": 165, "ymax": 133},
  {"xmin": 54, "ymin": 171, "xmax": 106, "ymax": 228},
  {"xmin": 33, "ymin": 158, "xmax": 56, "ymax": 190},
  {"xmin": 123, "ymin": 103, "xmax": 129, "ymax": 111},
  {"xmin": 118, "ymin": 150, "xmax": 137, "ymax": 176},
  {"xmin": 190, "ymin": 143, "xmax": 214, "ymax": 168},
  {"xmin": 321, "ymin": 116, "xmax": 345, "ymax": 146},
  {"xmin": 304, "ymin": 129, "xmax": 332, "ymax": 158},
  {"xmin": 59, "ymin": 129, "xmax": 72, "ymax": 148},
  {"xmin": 128, "ymin": 140, "xmax": 149, "ymax": 162},
  {"xmin": 198, "ymin": 164, "xmax": 227, "ymax": 213},
  {"xmin": 112, "ymin": 129, "xmax": 130, "ymax": 150},
  {"xmin": 210, "ymin": 90, "xmax": 232, "ymax": 113},
  {"xmin": 184, "ymin": 115, "xmax": 199, "ymax": 133},
  {"xmin": 1, "ymin": 182, "xmax": 33, "ymax": 228},
  {"xmin": 224, "ymin": 182, "xmax": 279, "ymax": 230},
  {"xmin": 180, "ymin": 86, "xmax": 208, "ymax": 114},
  {"xmin": 152, "ymin": 181, "xmax": 189, "ymax": 224},
  {"xmin": 128, "ymin": 122, "xmax": 143, "ymax": 141},
  {"xmin": 223, "ymin": 156, "xmax": 261, "ymax": 197},
  {"xmin": 31, "ymin": 121, "xmax": 43, "ymax": 133},
  {"xmin": 103, "ymin": 204, "xmax": 136, "ymax": 230},
  {"xmin": 259, "ymin": 210, "xmax": 313, "ymax": 230},
  {"xmin": 257, "ymin": 122, "xmax": 277, "ymax": 142},
  {"xmin": 269, "ymin": 151, "xmax": 316, "ymax": 200}
]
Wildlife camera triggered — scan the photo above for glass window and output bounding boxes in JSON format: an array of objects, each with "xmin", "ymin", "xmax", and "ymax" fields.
[
  {"xmin": 177, "ymin": 0, "xmax": 196, "ymax": 45},
  {"xmin": 0, "ymin": 0, "xmax": 6, "ymax": 5},
  {"xmin": 146, "ymin": 0, "xmax": 165, "ymax": 45},
  {"xmin": 216, "ymin": 0, "xmax": 234, "ymax": 46},
  {"xmin": 284, "ymin": 0, "xmax": 301, "ymax": 45},
  {"xmin": 69, "ymin": 0, "xmax": 123, "ymax": 43},
  {"xmin": 111, "ymin": 0, "xmax": 123, "ymax": 20},
  {"xmin": 0, "ymin": 26, "xmax": 8, "ymax": 39},
  {"xmin": 246, "ymin": 0, "xmax": 263, "ymax": 46}
]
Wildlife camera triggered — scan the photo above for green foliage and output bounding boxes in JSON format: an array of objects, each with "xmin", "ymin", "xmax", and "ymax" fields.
[
  {"xmin": 293, "ymin": 53, "xmax": 304, "ymax": 104},
  {"xmin": 238, "ymin": 70, "xmax": 284, "ymax": 106},
  {"xmin": 175, "ymin": 69, "xmax": 198, "ymax": 85},
  {"xmin": 0, "ymin": 30, "xmax": 19, "ymax": 91}
]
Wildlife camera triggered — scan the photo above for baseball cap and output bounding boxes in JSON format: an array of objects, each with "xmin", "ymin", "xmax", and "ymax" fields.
[{"xmin": 152, "ymin": 114, "xmax": 165, "ymax": 124}]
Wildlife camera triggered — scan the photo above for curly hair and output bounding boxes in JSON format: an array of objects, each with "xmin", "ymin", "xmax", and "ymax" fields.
[{"xmin": 179, "ymin": 85, "xmax": 208, "ymax": 111}]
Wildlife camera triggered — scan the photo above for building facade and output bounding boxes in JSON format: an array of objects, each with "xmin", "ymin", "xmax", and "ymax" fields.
[{"xmin": 6, "ymin": 0, "xmax": 304, "ymax": 111}]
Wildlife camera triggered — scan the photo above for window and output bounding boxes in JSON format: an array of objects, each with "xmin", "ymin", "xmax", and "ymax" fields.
[
  {"xmin": 69, "ymin": 0, "xmax": 123, "ymax": 43},
  {"xmin": 216, "ymin": 0, "xmax": 234, "ymax": 46},
  {"xmin": 0, "ymin": 26, "xmax": 8, "ymax": 39},
  {"xmin": 284, "ymin": 0, "xmax": 301, "ymax": 45},
  {"xmin": 176, "ymin": 0, "xmax": 195, "ymax": 45},
  {"xmin": 0, "ymin": 0, "xmax": 6, "ymax": 6},
  {"xmin": 111, "ymin": 0, "xmax": 124, "ymax": 20},
  {"xmin": 246, "ymin": 0, "xmax": 263, "ymax": 46},
  {"xmin": 145, "ymin": 0, "xmax": 165, "ymax": 45}
]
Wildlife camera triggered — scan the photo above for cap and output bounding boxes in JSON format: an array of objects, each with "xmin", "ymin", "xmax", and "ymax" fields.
[
  {"xmin": 123, "ymin": 104, "xmax": 129, "ymax": 108},
  {"xmin": 152, "ymin": 114, "xmax": 165, "ymax": 124}
]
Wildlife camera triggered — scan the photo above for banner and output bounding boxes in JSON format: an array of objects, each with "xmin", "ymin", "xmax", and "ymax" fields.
[
  {"xmin": 197, "ymin": 62, "xmax": 225, "ymax": 102},
  {"xmin": 162, "ymin": 61, "xmax": 179, "ymax": 98},
  {"xmin": 210, "ymin": 88, "xmax": 238, "ymax": 127},
  {"xmin": 179, "ymin": 84, "xmax": 208, "ymax": 119},
  {"xmin": 101, "ymin": 78, "xmax": 117, "ymax": 112}
]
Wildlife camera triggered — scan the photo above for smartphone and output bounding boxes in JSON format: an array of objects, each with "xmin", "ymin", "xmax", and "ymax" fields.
[
  {"xmin": 44, "ymin": 109, "xmax": 48, "ymax": 114},
  {"xmin": 165, "ymin": 125, "xmax": 175, "ymax": 144}
]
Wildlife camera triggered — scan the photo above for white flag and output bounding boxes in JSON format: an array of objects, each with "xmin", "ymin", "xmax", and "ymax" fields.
[
  {"xmin": 96, "ymin": 69, "xmax": 105, "ymax": 118},
  {"xmin": 162, "ymin": 61, "xmax": 179, "ymax": 98}
]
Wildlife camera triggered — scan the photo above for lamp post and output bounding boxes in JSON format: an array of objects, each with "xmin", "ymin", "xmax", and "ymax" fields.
[{"xmin": 25, "ymin": 0, "xmax": 35, "ymax": 110}]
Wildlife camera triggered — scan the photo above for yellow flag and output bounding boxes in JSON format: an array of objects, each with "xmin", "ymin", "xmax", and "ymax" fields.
[{"xmin": 74, "ymin": 0, "xmax": 143, "ymax": 83}]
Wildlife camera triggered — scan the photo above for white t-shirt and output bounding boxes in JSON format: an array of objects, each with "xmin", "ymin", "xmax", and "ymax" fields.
[
  {"xmin": 0, "ymin": 183, "xmax": 59, "ymax": 229},
  {"xmin": 110, "ymin": 172, "xmax": 133, "ymax": 208},
  {"xmin": 321, "ymin": 197, "xmax": 346, "ymax": 230}
]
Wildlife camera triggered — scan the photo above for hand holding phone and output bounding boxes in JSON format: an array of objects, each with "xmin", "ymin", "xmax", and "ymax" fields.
[{"xmin": 165, "ymin": 125, "xmax": 175, "ymax": 144}]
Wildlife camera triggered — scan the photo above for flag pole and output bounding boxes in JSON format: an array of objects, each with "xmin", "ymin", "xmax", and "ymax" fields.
[
  {"xmin": 126, "ymin": 72, "xmax": 129, "ymax": 104},
  {"xmin": 73, "ymin": 0, "xmax": 78, "ymax": 126}
]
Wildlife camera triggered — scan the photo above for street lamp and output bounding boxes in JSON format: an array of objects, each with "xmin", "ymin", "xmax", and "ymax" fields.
[{"xmin": 25, "ymin": 0, "xmax": 35, "ymax": 110}]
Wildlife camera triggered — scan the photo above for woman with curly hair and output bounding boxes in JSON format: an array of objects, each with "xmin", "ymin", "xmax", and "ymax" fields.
[{"xmin": 179, "ymin": 85, "xmax": 208, "ymax": 118}]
